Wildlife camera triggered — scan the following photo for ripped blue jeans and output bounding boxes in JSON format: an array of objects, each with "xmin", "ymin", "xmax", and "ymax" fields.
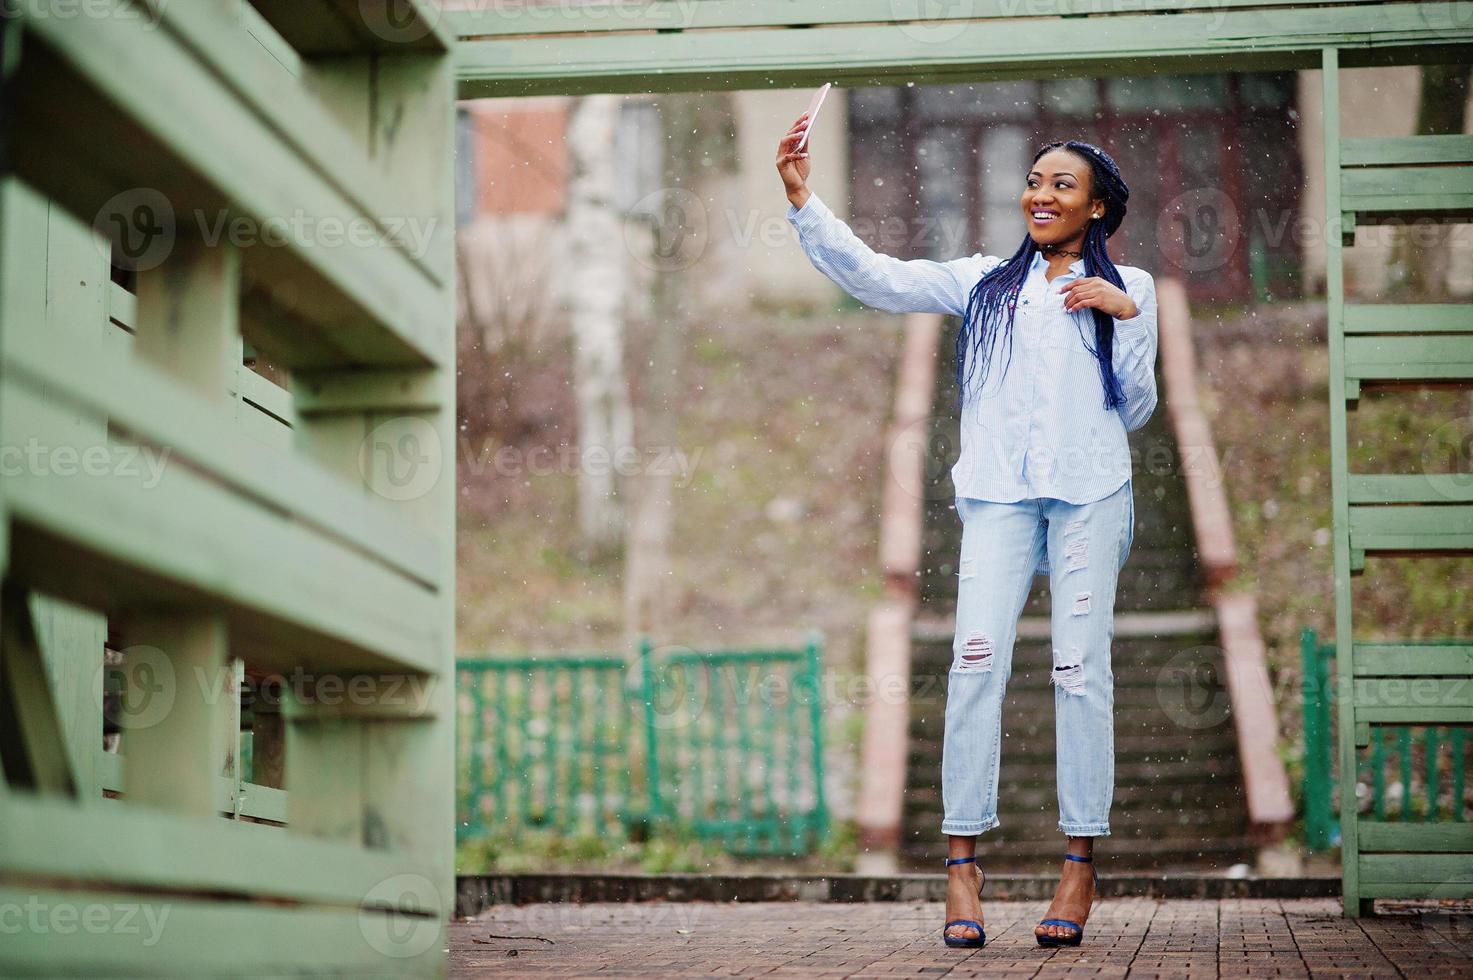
[{"xmin": 940, "ymin": 478, "xmax": 1135, "ymax": 838}]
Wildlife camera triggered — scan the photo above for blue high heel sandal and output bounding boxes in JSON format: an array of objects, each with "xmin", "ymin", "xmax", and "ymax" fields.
[
  {"xmin": 1036, "ymin": 852, "xmax": 1099, "ymax": 947},
  {"xmin": 942, "ymin": 855, "xmax": 987, "ymax": 949}
]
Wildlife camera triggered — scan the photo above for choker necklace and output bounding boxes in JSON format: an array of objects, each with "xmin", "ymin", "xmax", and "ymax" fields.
[{"xmin": 1041, "ymin": 246, "xmax": 1081, "ymax": 258}]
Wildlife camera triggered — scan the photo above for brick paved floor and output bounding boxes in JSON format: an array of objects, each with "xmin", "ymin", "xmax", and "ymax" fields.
[{"xmin": 450, "ymin": 898, "xmax": 1473, "ymax": 978}]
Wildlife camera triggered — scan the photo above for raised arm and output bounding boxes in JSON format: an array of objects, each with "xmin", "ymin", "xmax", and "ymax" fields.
[
  {"xmin": 1110, "ymin": 269, "xmax": 1159, "ymax": 433},
  {"xmin": 776, "ymin": 111, "xmax": 997, "ymax": 317},
  {"xmin": 786, "ymin": 193, "xmax": 998, "ymax": 316}
]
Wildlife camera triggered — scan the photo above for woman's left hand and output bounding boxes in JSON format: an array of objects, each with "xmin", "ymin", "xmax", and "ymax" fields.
[{"xmin": 1059, "ymin": 277, "xmax": 1137, "ymax": 320}]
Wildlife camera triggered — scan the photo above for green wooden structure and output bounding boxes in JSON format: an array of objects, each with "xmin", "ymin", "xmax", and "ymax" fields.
[
  {"xmin": 1322, "ymin": 45, "xmax": 1473, "ymax": 912},
  {"xmin": 1302, "ymin": 629, "xmax": 1471, "ymax": 852},
  {"xmin": 457, "ymin": 636, "xmax": 829, "ymax": 857},
  {"xmin": 0, "ymin": 1, "xmax": 457, "ymax": 975},
  {"xmin": 1, "ymin": 3, "xmax": 1471, "ymax": 974}
]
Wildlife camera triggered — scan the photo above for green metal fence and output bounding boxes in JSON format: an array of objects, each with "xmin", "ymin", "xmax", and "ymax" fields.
[
  {"xmin": 457, "ymin": 634, "xmax": 829, "ymax": 856},
  {"xmin": 1301, "ymin": 628, "xmax": 1471, "ymax": 851}
]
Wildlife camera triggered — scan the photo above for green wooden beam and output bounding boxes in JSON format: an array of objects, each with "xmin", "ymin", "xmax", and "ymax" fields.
[
  {"xmin": 453, "ymin": 2, "xmax": 1473, "ymax": 97},
  {"xmin": 248, "ymin": 0, "xmax": 453, "ymax": 55},
  {"xmin": 8, "ymin": 3, "xmax": 449, "ymax": 368}
]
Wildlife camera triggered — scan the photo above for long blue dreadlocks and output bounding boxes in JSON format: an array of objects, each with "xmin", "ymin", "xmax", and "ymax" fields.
[{"xmin": 954, "ymin": 139, "xmax": 1132, "ymax": 413}]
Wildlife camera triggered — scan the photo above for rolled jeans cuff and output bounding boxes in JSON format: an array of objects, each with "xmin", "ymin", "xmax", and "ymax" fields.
[
  {"xmin": 941, "ymin": 815, "xmax": 1000, "ymax": 836},
  {"xmin": 1059, "ymin": 822, "xmax": 1111, "ymax": 836}
]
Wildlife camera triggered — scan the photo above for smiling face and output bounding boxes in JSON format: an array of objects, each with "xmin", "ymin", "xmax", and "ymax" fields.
[{"xmin": 1022, "ymin": 148, "xmax": 1105, "ymax": 252}]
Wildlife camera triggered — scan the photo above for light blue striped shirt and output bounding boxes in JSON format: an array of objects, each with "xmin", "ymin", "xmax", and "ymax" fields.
[{"xmin": 787, "ymin": 191, "xmax": 1158, "ymax": 505}]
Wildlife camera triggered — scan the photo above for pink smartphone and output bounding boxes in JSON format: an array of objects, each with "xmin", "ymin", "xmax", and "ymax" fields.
[{"xmin": 796, "ymin": 82, "xmax": 832, "ymax": 152}]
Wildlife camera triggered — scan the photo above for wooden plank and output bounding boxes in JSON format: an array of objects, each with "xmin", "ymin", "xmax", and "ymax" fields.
[
  {"xmin": 1348, "ymin": 474, "xmax": 1473, "ymax": 505},
  {"xmin": 1345, "ymin": 334, "xmax": 1473, "ymax": 381},
  {"xmin": 0, "ymin": 884, "xmax": 445, "ymax": 977},
  {"xmin": 1321, "ymin": 46, "xmax": 1362, "ymax": 920},
  {"xmin": 159, "ymin": 2, "xmax": 447, "ymax": 288},
  {"xmin": 33, "ymin": 200, "xmax": 110, "ymax": 800},
  {"xmin": 293, "ymin": 368, "xmax": 443, "ymax": 416},
  {"xmin": 134, "ymin": 235, "xmax": 238, "ymax": 397},
  {"xmin": 453, "ymin": 3, "xmax": 1473, "ymax": 97},
  {"xmin": 0, "ymin": 585, "xmax": 79, "ymax": 796},
  {"xmin": 1360, "ymin": 853, "xmax": 1473, "ymax": 883},
  {"xmin": 1342, "ymin": 134, "xmax": 1473, "ymax": 167},
  {"xmin": 1342, "ymin": 303, "xmax": 1473, "ymax": 334},
  {"xmin": 249, "ymin": 0, "xmax": 452, "ymax": 55},
  {"xmin": 1359, "ymin": 822, "xmax": 1473, "ymax": 854},
  {"xmin": 287, "ymin": 714, "xmax": 366, "ymax": 843},
  {"xmin": 1354, "ymin": 642, "xmax": 1473, "ymax": 677},
  {"xmin": 1359, "ymin": 880, "xmax": 1473, "ymax": 899},
  {"xmin": 1353, "ymin": 676, "xmax": 1473, "ymax": 709},
  {"xmin": 8, "ymin": 8, "xmax": 447, "ymax": 368},
  {"xmin": 120, "ymin": 613, "xmax": 228, "ymax": 817},
  {"xmin": 1341, "ymin": 164, "xmax": 1473, "ymax": 219},
  {"xmin": 1, "ymin": 327, "xmax": 439, "ymax": 588},
  {"xmin": 448, "ymin": 0, "xmax": 1398, "ymax": 38},
  {"xmin": 95, "ymin": 750, "xmax": 290, "ymax": 823},
  {"xmin": 0, "ymin": 791, "xmax": 438, "ymax": 909},
  {"xmin": 1348, "ymin": 502, "xmax": 1473, "ymax": 553},
  {"xmin": 0, "ymin": 383, "xmax": 443, "ymax": 677},
  {"xmin": 1355, "ymin": 706, "xmax": 1473, "ymax": 724}
]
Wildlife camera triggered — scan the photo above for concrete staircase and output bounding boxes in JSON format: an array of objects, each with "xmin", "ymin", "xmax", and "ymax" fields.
[{"xmin": 900, "ymin": 324, "xmax": 1257, "ymax": 872}]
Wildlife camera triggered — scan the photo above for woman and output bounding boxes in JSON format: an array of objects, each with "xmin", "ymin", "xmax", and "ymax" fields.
[{"xmin": 776, "ymin": 113, "xmax": 1158, "ymax": 950}]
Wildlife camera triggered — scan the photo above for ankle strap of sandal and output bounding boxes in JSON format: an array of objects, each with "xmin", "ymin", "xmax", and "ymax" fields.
[
  {"xmin": 1064, "ymin": 853, "xmax": 1092, "ymax": 863},
  {"xmin": 944, "ymin": 856, "xmax": 977, "ymax": 866}
]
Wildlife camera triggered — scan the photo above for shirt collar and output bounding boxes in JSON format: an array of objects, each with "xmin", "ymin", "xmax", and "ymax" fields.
[{"xmin": 1029, "ymin": 250, "xmax": 1085, "ymax": 277}]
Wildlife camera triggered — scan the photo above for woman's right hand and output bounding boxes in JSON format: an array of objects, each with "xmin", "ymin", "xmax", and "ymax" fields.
[{"xmin": 776, "ymin": 112, "xmax": 813, "ymax": 209}]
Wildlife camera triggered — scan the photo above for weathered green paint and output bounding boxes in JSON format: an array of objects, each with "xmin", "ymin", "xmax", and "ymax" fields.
[
  {"xmin": 1, "ymin": 1, "xmax": 455, "ymax": 975},
  {"xmin": 452, "ymin": 1, "xmax": 1473, "ymax": 98}
]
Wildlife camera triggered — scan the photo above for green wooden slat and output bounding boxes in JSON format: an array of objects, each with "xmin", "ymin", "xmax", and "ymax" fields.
[
  {"xmin": 250, "ymin": 0, "xmax": 452, "ymax": 55},
  {"xmin": 161, "ymin": 2, "xmax": 448, "ymax": 289},
  {"xmin": 10, "ymin": 6, "xmax": 447, "ymax": 369},
  {"xmin": 1348, "ymin": 475, "xmax": 1473, "ymax": 506},
  {"xmin": 1360, "ymin": 853, "xmax": 1473, "ymax": 883},
  {"xmin": 99, "ymin": 749, "xmax": 291, "ymax": 823},
  {"xmin": 1354, "ymin": 643, "xmax": 1473, "ymax": 677},
  {"xmin": 1344, "ymin": 334, "xmax": 1473, "ymax": 382},
  {"xmin": 1354, "ymin": 678, "xmax": 1473, "ymax": 709},
  {"xmin": 1342, "ymin": 303, "xmax": 1473, "ymax": 334},
  {"xmin": 1322, "ymin": 46, "xmax": 1363, "ymax": 918},
  {"xmin": 1398, "ymin": 727, "xmax": 1413, "ymax": 819},
  {"xmin": 0, "ymin": 383, "xmax": 442, "ymax": 676},
  {"xmin": 1342, "ymin": 134, "xmax": 1473, "ymax": 167},
  {"xmin": 1456, "ymin": 730, "xmax": 1468, "ymax": 821},
  {"xmin": 455, "ymin": 3, "xmax": 1473, "ymax": 97},
  {"xmin": 1371, "ymin": 729, "xmax": 1387, "ymax": 820},
  {"xmin": 1360, "ymin": 881, "xmax": 1473, "ymax": 899},
  {"xmin": 449, "ymin": 0, "xmax": 1410, "ymax": 38},
  {"xmin": 0, "ymin": 793, "xmax": 443, "ymax": 911},
  {"xmin": 1, "ymin": 330, "xmax": 438, "ymax": 587},
  {"xmin": 1358, "ymin": 707, "xmax": 1473, "ymax": 725},
  {"xmin": 1347, "ymin": 503, "xmax": 1473, "ymax": 553},
  {"xmin": 107, "ymin": 281, "xmax": 137, "ymax": 333},
  {"xmin": 0, "ymin": 885, "xmax": 445, "ymax": 978},
  {"xmin": 1426, "ymin": 727, "xmax": 1440, "ymax": 821},
  {"xmin": 1343, "ymin": 165, "xmax": 1473, "ymax": 200}
]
